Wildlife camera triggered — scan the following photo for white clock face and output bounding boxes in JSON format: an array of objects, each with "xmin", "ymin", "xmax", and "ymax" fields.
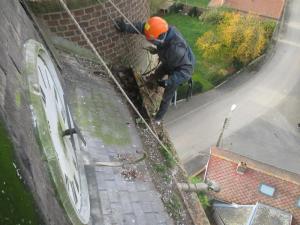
[
  {"xmin": 37, "ymin": 56, "xmax": 81, "ymax": 209},
  {"xmin": 25, "ymin": 40, "xmax": 90, "ymax": 224}
]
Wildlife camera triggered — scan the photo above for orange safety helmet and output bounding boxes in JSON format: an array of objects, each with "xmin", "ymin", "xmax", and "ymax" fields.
[{"xmin": 144, "ymin": 17, "xmax": 168, "ymax": 41}]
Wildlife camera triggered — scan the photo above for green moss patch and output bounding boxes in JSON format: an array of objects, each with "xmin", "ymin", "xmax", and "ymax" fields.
[
  {"xmin": 0, "ymin": 121, "xmax": 40, "ymax": 225},
  {"xmin": 71, "ymin": 86, "xmax": 131, "ymax": 146},
  {"xmin": 52, "ymin": 37, "xmax": 99, "ymax": 63}
]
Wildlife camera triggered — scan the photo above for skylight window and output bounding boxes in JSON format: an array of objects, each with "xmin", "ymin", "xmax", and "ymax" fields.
[{"xmin": 259, "ymin": 184, "xmax": 275, "ymax": 197}]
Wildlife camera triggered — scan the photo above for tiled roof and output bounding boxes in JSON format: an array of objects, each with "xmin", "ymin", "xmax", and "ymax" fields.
[
  {"xmin": 209, "ymin": 0, "xmax": 285, "ymax": 19},
  {"xmin": 206, "ymin": 147, "xmax": 300, "ymax": 225}
]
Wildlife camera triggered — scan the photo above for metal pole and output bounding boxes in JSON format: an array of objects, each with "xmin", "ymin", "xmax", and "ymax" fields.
[
  {"xmin": 216, "ymin": 118, "xmax": 228, "ymax": 147},
  {"xmin": 216, "ymin": 104, "xmax": 237, "ymax": 147}
]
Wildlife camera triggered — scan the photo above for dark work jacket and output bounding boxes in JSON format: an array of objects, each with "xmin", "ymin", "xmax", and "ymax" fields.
[
  {"xmin": 123, "ymin": 22, "xmax": 196, "ymax": 86},
  {"xmin": 156, "ymin": 26, "xmax": 195, "ymax": 86}
]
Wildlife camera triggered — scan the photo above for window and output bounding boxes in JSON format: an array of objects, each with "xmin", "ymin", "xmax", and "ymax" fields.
[
  {"xmin": 297, "ymin": 198, "xmax": 300, "ymax": 208},
  {"xmin": 259, "ymin": 184, "xmax": 275, "ymax": 197}
]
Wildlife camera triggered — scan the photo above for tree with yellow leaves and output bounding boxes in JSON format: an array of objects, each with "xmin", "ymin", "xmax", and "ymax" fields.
[{"xmin": 197, "ymin": 11, "xmax": 268, "ymax": 66}]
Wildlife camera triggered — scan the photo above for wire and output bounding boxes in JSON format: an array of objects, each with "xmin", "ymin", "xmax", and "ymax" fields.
[{"xmin": 58, "ymin": 0, "xmax": 175, "ymax": 161}]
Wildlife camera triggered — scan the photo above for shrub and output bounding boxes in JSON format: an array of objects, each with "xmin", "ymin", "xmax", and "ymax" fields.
[
  {"xmin": 197, "ymin": 11, "xmax": 271, "ymax": 66},
  {"xmin": 192, "ymin": 81, "xmax": 203, "ymax": 93},
  {"xmin": 169, "ymin": 3, "xmax": 184, "ymax": 13},
  {"xmin": 263, "ymin": 20, "xmax": 277, "ymax": 39},
  {"xmin": 199, "ymin": 8, "xmax": 227, "ymax": 24},
  {"xmin": 176, "ymin": 83, "xmax": 190, "ymax": 99},
  {"xmin": 188, "ymin": 7, "xmax": 202, "ymax": 17},
  {"xmin": 209, "ymin": 73, "xmax": 226, "ymax": 86}
]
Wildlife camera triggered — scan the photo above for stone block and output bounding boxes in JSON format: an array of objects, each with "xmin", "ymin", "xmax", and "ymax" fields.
[
  {"xmin": 119, "ymin": 191, "xmax": 133, "ymax": 214},
  {"xmin": 110, "ymin": 203, "xmax": 124, "ymax": 225},
  {"xmin": 103, "ymin": 215, "xmax": 112, "ymax": 225},
  {"xmin": 132, "ymin": 202, "xmax": 147, "ymax": 225},
  {"xmin": 141, "ymin": 201, "xmax": 153, "ymax": 213},
  {"xmin": 144, "ymin": 213, "xmax": 159, "ymax": 225},
  {"xmin": 81, "ymin": 14, "xmax": 92, "ymax": 21},
  {"xmin": 123, "ymin": 214, "xmax": 137, "ymax": 225},
  {"xmin": 85, "ymin": 7, "xmax": 95, "ymax": 14},
  {"xmin": 74, "ymin": 9, "xmax": 84, "ymax": 16},
  {"xmin": 59, "ymin": 19, "xmax": 71, "ymax": 26},
  {"xmin": 48, "ymin": 20, "xmax": 59, "ymax": 26},
  {"xmin": 99, "ymin": 191, "xmax": 112, "ymax": 215},
  {"xmin": 107, "ymin": 190, "xmax": 120, "ymax": 203}
]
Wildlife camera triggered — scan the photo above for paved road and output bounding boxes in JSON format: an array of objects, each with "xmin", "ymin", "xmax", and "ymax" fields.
[{"xmin": 165, "ymin": 0, "xmax": 300, "ymax": 175}]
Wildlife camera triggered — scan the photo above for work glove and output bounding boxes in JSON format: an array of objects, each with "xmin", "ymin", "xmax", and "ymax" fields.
[
  {"xmin": 157, "ymin": 80, "xmax": 168, "ymax": 88},
  {"xmin": 115, "ymin": 18, "xmax": 126, "ymax": 32}
]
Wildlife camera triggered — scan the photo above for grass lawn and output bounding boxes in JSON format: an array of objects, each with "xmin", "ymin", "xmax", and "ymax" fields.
[
  {"xmin": 164, "ymin": 13, "xmax": 217, "ymax": 94},
  {"xmin": 176, "ymin": 0, "xmax": 210, "ymax": 8}
]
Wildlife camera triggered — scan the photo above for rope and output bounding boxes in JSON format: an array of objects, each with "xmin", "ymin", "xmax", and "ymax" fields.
[{"xmin": 58, "ymin": 0, "xmax": 174, "ymax": 161}]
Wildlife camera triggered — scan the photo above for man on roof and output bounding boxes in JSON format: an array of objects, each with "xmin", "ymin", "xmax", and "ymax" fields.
[{"xmin": 116, "ymin": 16, "xmax": 195, "ymax": 124}]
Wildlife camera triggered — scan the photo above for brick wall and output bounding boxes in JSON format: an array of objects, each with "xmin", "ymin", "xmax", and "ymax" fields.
[
  {"xmin": 206, "ymin": 155, "xmax": 300, "ymax": 225},
  {"xmin": 39, "ymin": 0, "xmax": 149, "ymax": 66}
]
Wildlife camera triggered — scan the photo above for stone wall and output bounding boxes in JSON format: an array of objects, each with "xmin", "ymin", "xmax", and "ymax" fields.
[
  {"xmin": 37, "ymin": 0, "xmax": 150, "ymax": 66},
  {"xmin": 0, "ymin": 1, "xmax": 69, "ymax": 224}
]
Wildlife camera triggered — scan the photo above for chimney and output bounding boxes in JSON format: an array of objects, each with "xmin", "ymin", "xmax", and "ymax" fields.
[{"xmin": 236, "ymin": 161, "xmax": 247, "ymax": 174}]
